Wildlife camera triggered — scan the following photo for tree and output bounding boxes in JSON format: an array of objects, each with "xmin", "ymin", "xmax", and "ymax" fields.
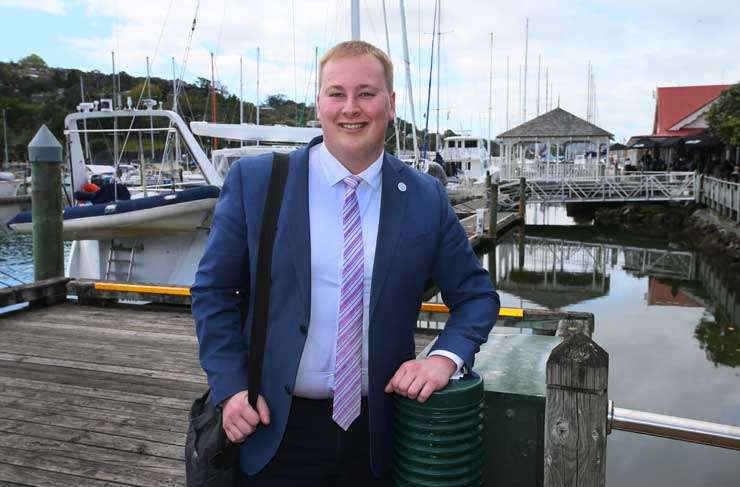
[
  {"xmin": 128, "ymin": 82, "xmax": 162, "ymax": 103},
  {"xmin": 18, "ymin": 54, "xmax": 47, "ymax": 69},
  {"xmin": 707, "ymin": 83, "xmax": 740, "ymax": 163}
]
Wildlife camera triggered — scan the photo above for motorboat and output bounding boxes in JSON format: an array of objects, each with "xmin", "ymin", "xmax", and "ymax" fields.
[{"xmin": 7, "ymin": 185, "xmax": 219, "ymax": 240}]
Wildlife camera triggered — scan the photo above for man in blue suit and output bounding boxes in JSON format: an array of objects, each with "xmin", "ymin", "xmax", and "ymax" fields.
[{"xmin": 191, "ymin": 40, "xmax": 499, "ymax": 486}]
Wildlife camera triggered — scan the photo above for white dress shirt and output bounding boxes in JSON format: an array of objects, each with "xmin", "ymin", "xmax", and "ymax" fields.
[{"xmin": 292, "ymin": 143, "xmax": 462, "ymax": 399}]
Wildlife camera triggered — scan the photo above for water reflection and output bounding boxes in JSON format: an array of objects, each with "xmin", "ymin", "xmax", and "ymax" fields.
[
  {"xmin": 489, "ymin": 226, "xmax": 739, "ymax": 368},
  {"xmin": 0, "ymin": 204, "xmax": 33, "ymax": 286}
]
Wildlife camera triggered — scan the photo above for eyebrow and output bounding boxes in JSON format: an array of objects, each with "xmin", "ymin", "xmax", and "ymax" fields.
[{"xmin": 324, "ymin": 84, "xmax": 380, "ymax": 91}]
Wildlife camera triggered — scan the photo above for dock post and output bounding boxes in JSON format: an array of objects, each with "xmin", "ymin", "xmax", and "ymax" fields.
[
  {"xmin": 518, "ymin": 177, "xmax": 526, "ymax": 219},
  {"xmin": 488, "ymin": 174, "xmax": 498, "ymax": 238},
  {"xmin": 544, "ymin": 334, "xmax": 608, "ymax": 487},
  {"xmin": 28, "ymin": 125, "xmax": 64, "ymax": 281}
]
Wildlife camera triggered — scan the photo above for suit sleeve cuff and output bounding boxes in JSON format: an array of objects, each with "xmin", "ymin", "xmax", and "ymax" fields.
[{"xmin": 428, "ymin": 350, "xmax": 465, "ymax": 379}]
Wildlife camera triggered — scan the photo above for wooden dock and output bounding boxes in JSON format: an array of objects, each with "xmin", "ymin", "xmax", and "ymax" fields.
[
  {"xmin": 0, "ymin": 275, "xmax": 594, "ymax": 486},
  {"xmin": 0, "ymin": 301, "xmax": 202, "ymax": 486}
]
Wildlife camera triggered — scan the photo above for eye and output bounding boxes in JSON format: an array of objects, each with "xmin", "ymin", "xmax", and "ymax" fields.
[
  {"xmin": 359, "ymin": 91, "xmax": 375, "ymax": 98},
  {"xmin": 328, "ymin": 91, "xmax": 344, "ymax": 98}
]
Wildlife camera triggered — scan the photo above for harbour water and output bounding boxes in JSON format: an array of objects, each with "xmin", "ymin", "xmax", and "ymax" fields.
[{"xmin": 0, "ymin": 203, "xmax": 738, "ymax": 485}]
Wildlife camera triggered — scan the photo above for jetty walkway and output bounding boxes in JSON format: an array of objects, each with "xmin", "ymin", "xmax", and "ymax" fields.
[{"xmin": 497, "ymin": 163, "xmax": 696, "ymax": 204}]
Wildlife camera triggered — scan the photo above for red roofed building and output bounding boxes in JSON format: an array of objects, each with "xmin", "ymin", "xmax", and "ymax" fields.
[{"xmin": 652, "ymin": 84, "xmax": 731, "ymax": 137}]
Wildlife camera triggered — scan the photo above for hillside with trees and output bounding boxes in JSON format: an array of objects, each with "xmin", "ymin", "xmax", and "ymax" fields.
[{"xmin": 0, "ymin": 54, "xmax": 491, "ymax": 165}]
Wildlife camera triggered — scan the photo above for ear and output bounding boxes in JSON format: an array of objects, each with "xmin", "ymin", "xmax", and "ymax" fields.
[
  {"xmin": 315, "ymin": 94, "xmax": 322, "ymax": 121},
  {"xmin": 388, "ymin": 90, "xmax": 396, "ymax": 120}
]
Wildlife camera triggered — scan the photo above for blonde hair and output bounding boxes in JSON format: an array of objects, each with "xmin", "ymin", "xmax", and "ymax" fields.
[{"xmin": 319, "ymin": 40, "xmax": 394, "ymax": 92}]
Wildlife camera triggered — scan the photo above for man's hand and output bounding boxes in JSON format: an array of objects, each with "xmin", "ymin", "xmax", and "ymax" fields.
[
  {"xmin": 384, "ymin": 355, "xmax": 457, "ymax": 403},
  {"xmin": 221, "ymin": 390, "xmax": 271, "ymax": 443}
]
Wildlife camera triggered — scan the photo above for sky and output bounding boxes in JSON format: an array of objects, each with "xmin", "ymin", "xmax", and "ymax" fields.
[{"xmin": 1, "ymin": 0, "xmax": 739, "ymax": 143}]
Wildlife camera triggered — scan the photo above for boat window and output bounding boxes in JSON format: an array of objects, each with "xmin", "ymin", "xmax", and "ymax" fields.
[{"xmin": 464, "ymin": 140, "xmax": 478, "ymax": 148}]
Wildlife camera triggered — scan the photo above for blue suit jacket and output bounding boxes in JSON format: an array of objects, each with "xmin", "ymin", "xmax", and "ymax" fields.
[{"xmin": 191, "ymin": 137, "xmax": 499, "ymax": 476}]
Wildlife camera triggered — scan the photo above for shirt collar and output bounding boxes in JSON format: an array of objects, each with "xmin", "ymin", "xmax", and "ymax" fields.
[{"xmin": 319, "ymin": 143, "xmax": 383, "ymax": 191}]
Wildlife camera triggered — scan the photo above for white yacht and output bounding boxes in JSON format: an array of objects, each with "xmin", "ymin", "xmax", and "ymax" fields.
[{"xmin": 441, "ymin": 136, "xmax": 492, "ymax": 182}]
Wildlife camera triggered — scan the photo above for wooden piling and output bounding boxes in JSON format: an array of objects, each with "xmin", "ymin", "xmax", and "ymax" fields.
[
  {"xmin": 544, "ymin": 334, "xmax": 608, "ymax": 487},
  {"xmin": 28, "ymin": 125, "xmax": 64, "ymax": 281},
  {"xmin": 489, "ymin": 177, "xmax": 498, "ymax": 238},
  {"xmin": 519, "ymin": 177, "xmax": 526, "ymax": 218}
]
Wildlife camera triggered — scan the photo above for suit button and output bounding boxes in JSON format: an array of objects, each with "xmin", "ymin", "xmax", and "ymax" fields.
[
  {"xmin": 284, "ymin": 385, "xmax": 292, "ymax": 395},
  {"xmin": 299, "ymin": 324, "xmax": 308, "ymax": 334}
]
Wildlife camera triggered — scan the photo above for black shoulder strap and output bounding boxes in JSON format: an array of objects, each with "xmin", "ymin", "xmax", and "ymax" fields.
[{"xmin": 248, "ymin": 152, "xmax": 290, "ymax": 408}]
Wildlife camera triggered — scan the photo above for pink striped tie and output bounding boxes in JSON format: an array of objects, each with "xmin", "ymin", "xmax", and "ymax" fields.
[{"xmin": 333, "ymin": 175, "xmax": 364, "ymax": 431}]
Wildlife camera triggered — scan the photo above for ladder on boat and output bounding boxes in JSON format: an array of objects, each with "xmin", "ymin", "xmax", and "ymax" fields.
[{"xmin": 104, "ymin": 241, "xmax": 142, "ymax": 282}]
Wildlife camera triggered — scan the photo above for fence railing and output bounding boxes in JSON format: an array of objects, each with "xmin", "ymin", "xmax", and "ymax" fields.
[
  {"xmin": 500, "ymin": 172, "xmax": 696, "ymax": 204},
  {"xmin": 699, "ymin": 175, "xmax": 740, "ymax": 223}
]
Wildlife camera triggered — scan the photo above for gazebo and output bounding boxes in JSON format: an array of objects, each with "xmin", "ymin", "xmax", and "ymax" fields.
[{"xmin": 497, "ymin": 107, "xmax": 613, "ymax": 163}]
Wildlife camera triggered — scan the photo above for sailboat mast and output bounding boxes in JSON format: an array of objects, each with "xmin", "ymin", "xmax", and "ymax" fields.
[
  {"xmin": 239, "ymin": 56, "xmax": 244, "ymax": 148},
  {"xmin": 399, "ymin": 0, "xmax": 419, "ymax": 165},
  {"xmin": 382, "ymin": 0, "xmax": 402, "ymax": 154},
  {"xmin": 146, "ymin": 56, "xmax": 154, "ymax": 161},
  {"xmin": 487, "ymin": 32, "xmax": 493, "ymax": 158},
  {"xmin": 436, "ymin": 0, "xmax": 441, "ymax": 153},
  {"xmin": 172, "ymin": 57, "xmax": 181, "ymax": 168},
  {"xmin": 351, "ymin": 0, "xmax": 360, "ymax": 40},
  {"xmin": 111, "ymin": 51, "xmax": 118, "ymax": 170},
  {"xmin": 506, "ymin": 56, "xmax": 510, "ymax": 130},
  {"xmin": 79, "ymin": 75, "xmax": 91, "ymax": 161},
  {"xmin": 536, "ymin": 55, "xmax": 541, "ymax": 117},
  {"xmin": 522, "ymin": 18, "xmax": 528, "ymax": 122},
  {"xmin": 210, "ymin": 52, "xmax": 218, "ymax": 150}
]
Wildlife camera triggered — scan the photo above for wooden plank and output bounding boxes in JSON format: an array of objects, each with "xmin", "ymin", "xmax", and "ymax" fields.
[
  {"xmin": 0, "ymin": 445, "xmax": 182, "ymax": 487},
  {"xmin": 0, "ymin": 407, "xmax": 185, "ymax": 447},
  {"xmin": 0, "ymin": 278, "xmax": 70, "ymax": 309},
  {"xmin": 0, "ymin": 319, "xmax": 198, "ymax": 343},
  {"xmin": 0, "ymin": 379, "xmax": 188, "ymax": 418},
  {"xmin": 0, "ymin": 394, "xmax": 188, "ymax": 433},
  {"xmin": 0, "ymin": 419, "xmax": 182, "ymax": 459},
  {"xmin": 0, "ymin": 344, "xmax": 202, "ymax": 378},
  {"xmin": 0, "ymin": 351, "xmax": 204, "ymax": 384},
  {"xmin": 0, "ymin": 376, "xmax": 192, "ymax": 411},
  {"xmin": 0, "ymin": 462, "xmax": 125, "ymax": 487},
  {"xmin": 0, "ymin": 434, "xmax": 182, "ymax": 475},
  {"xmin": 0, "ymin": 360, "xmax": 203, "ymax": 400}
]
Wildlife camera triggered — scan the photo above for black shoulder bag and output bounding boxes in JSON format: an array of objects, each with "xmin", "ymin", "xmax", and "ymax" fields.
[{"xmin": 186, "ymin": 152, "xmax": 291, "ymax": 487}]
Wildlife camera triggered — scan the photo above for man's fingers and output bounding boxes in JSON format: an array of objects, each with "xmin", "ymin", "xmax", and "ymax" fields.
[
  {"xmin": 385, "ymin": 365, "xmax": 408, "ymax": 393},
  {"xmin": 256, "ymin": 395, "xmax": 271, "ymax": 425},
  {"xmin": 240, "ymin": 399, "xmax": 260, "ymax": 428},
  {"xmin": 416, "ymin": 381, "xmax": 438, "ymax": 403},
  {"xmin": 405, "ymin": 376, "xmax": 425, "ymax": 400}
]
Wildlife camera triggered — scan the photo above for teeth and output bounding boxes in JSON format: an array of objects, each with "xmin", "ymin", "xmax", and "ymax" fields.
[{"xmin": 342, "ymin": 123, "xmax": 363, "ymax": 129}]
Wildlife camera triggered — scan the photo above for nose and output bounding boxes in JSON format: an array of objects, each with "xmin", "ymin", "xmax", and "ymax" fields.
[{"xmin": 341, "ymin": 94, "xmax": 360, "ymax": 117}]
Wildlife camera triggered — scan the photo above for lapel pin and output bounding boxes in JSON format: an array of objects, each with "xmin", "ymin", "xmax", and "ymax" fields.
[{"xmin": 397, "ymin": 182, "xmax": 407, "ymax": 192}]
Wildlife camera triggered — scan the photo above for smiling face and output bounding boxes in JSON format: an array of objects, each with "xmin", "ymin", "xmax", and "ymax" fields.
[{"xmin": 316, "ymin": 54, "xmax": 396, "ymax": 173}]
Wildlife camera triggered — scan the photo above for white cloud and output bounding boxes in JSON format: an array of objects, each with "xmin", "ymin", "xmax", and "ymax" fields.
[
  {"xmin": 0, "ymin": 0, "xmax": 65, "ymax": 14},
  {"xmin": 52, "ymin": 0, "xmax": 740, "ymax": 141}
]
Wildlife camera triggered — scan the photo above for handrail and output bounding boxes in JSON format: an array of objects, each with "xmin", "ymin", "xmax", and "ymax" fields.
[{"xmin": 608, "ymin": 401, "xmax": 740, "ymax": 450}]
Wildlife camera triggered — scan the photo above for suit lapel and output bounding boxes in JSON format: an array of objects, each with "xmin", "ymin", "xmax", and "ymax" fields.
[
  {"xmin": 282, "ymin": 141, "xmax": 315, "ymax": 313},
  {"xmin": 369, "ymin": 154, "xmax": 408, "ymax": 323}
]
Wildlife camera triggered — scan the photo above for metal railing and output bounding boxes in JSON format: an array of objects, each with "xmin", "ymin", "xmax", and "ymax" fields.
[
  {"xmin": 608, "ymin": 401, "xmax": 740, "ymax": 450},
  {"xmin": 699, "ymin": 175, "xmax": 740, "ymax": 223},
  {"xmin": 497, "ymin": 162, "xmax": 607, "ymax": 181},
  {"xmin": 500, "ymin": 172, "xmax": 696, "ymax": 204}
]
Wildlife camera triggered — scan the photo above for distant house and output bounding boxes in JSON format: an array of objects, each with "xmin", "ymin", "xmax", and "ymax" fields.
[{"xmin": 626, "ymin": 84, "xmax": 731, "ymax": 167}]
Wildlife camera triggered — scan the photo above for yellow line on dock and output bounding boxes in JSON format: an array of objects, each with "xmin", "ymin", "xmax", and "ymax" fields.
[
  {"xmin": 420, "ymin": 302, "xmax": 523, "ymax": 317},
  {"xmin": 92, "ymin": 282, "xmax": 524, "ymax": 318},
  {"xmin": 94, "ymin": 282, "xmax": 191, "ymax": 296}
]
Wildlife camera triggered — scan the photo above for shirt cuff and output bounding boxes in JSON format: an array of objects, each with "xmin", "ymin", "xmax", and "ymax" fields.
[{"xmin": 428, "ymin": 350, "xmax": 465, "ymax": 379}]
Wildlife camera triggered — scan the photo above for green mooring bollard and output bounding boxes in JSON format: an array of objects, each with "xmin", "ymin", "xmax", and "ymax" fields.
[
  {"xmin": 28, "ymin": 125, "xmax": 64, "ymax": 281},
  {"xmin": 393, "ymin": 375, "xmax": 485, "ymax": 487}
]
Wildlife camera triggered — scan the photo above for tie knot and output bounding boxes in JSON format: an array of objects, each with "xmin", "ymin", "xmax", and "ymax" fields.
[{"xmin": 343, "ymin": 175, "xmax": 362, "ymax": 190}]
